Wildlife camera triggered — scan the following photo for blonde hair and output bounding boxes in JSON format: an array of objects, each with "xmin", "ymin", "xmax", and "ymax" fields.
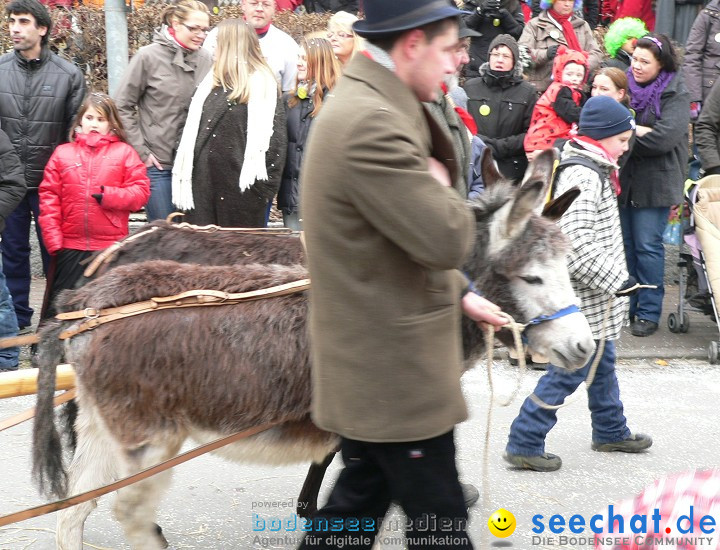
[
  {"xmin": 162, "ymin": 0, "xmax": 209, "ymax": 26},
  {"xmin": 213, "ymin": 19, "xmax": 277, "ymax": 104},
  {"xmin": 327, "ymin": 11, "xmax": 365, "ymax": 63},
  {"xmin": 288, "ymin": 37, "xmax": 341, "ymax": 117}
]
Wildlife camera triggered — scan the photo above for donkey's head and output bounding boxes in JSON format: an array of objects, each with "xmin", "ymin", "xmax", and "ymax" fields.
[{"xmin": 464, "ymin": 149, "xmax": 595, "ymax": 371}]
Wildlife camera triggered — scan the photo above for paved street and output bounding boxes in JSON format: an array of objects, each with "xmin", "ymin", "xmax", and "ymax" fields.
[
  {"xmin": 0, "ymin": 236, "xmax": 717, "ymax": 549},
  {"xmin": 0, "ymin": 274, "xmax": 716, "ymax": 548}
]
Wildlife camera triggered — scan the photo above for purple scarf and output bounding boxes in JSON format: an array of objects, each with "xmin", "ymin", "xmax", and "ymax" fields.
[{"xmin": 627, "ymin": 69, "xmax": 675, "ymax": 124}]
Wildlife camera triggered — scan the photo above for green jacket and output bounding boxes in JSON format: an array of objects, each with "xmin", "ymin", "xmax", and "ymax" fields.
[{"xmin": 301, "ymin": 54, "xmax": 475, "ymax": 442}]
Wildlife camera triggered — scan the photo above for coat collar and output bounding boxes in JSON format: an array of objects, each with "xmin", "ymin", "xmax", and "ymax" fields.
[
  {"xmin": 14, "ymin": 46, "xmax": 49, "ymax": 70},
  {"xmin": 153, "ymin": 27, "xmax": 200, "ymax": 72}
]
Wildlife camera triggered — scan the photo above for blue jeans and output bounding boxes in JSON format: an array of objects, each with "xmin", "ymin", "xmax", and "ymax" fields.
[
  {"xmin": 145, "ymin": 166, "xmax": 174, "ymax": 222},
  {"xmin": 0, "ymin": 255, "xmax": 19, "ymax": 369},
  {"xmin": 1, "ymin": 190, "xmax": 50, "ymax": 328},
  {"xmin": 619, "ymin": 206, "xmax": 669, "ymax": 324},
  {"xmin": 506, "ymin": 340, "xmax": 630, "ymax": 456}
]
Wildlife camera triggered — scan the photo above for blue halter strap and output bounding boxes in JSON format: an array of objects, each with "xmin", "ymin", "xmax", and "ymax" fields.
[{"xmin": 521, "ymin": 304, "xmax": 581, "ymax": 344}]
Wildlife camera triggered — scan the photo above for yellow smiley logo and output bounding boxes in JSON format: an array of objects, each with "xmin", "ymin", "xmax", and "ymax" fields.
[{"xmin": 488, "ymin": 508, "xmax": 516, "ymax": 538}]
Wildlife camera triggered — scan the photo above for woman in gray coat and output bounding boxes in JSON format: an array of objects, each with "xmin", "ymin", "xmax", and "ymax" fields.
[{"xmin": 619, "ymin": 34, "xmax": 689, "ymax": 337}]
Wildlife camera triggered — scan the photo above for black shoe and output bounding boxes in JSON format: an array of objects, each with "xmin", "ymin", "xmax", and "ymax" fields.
[
  {"xmin": 503, "ymin": 451, "xmax": 562, "ymax": 472},
  {"xmin": 591, "ymin": 433, "xmax": 653, "ymax": 453},
  {"xmin": 631, "ymin": 319, "xmax": 658, "ymax": 337},
  {"xmin": 460, "ymin": 482, "xmax": 479, "ymax": 508}
]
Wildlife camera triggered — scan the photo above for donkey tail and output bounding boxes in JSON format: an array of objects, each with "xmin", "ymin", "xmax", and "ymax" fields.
[{"xmin": 32, "ymin": 323, "xmax": 68, "ymax": 499}]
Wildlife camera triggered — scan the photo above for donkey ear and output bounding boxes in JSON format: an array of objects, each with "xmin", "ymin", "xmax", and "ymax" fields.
[
  {"xmin": 504, "ymin": 179, "xmax": 545, "ymax": 239},
  {"xmin": 542, "ymin": 187, "xmax": 581, "ymax": 221},
  {"xmin": 521, "ymin": 148, "xmax": 558, "ymax": 200},
  {"xmin": 481, "ymin": 147, "xmax": 504, "ymax": 188}
]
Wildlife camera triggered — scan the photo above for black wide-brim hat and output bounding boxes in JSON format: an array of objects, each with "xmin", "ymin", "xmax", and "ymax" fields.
[{"xmin": 353, "ymin": 0, "xmax": 465, "ymax": 38}]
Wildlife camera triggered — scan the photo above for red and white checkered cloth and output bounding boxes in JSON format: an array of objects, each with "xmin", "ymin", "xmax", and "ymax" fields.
[{"xmin": 594, "ymin": 469, "xmax": 720, "ymax": 550}]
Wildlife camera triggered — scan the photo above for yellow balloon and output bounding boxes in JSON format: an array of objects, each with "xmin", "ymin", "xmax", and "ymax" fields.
[{"xmin": 488, "ymin": 508, "xmax": 516, "ymax": 538}]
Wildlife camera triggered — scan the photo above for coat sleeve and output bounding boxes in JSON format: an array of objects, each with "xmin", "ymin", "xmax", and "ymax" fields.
[
  {"xmin": 100, "ymin": 146, "xmax": 151, "ymax": 212},
  {"xmin": 519, "ymin": 21, "xmax": 550, "ymax": 69},
  {"xmin": 254, "ymin": 98, "xmax": 288, "ymax": 201},
  {"xmin": 553, "ymin": 86, "xmax": 582, "ymax": 123},
  {"xmin": 344, "ymin": 108, "xmax": 475, "ymax": 271},
  {"xmin": 696, "ymin": 81, "xmax": 720, "ymax": 171},
  {"xmin": 113, "ymin": 52, "xmax": 150, "ymax": 161},
  {"xmin": 499, "ymin": 6, "xmax": 525, "ymax": 38},
  {"xmin": 580, "ymin": 23, "xmax": 604, "ymax": 73},
  {"xmin": 0, "ymin": 130, "xmax": 26, "ymax": 225},
  {"xmin": 38, "ymin": 153, "xmax": 65, "ymax": 255},
  {"xmin": 468, "ymin": 136, "xmax": 487, "ymax": 200},
  {"xmin": 65, "ymin": 68, "xmax": 87, "ymax": 142},
  {"xmin": 632, "ymin": 84, "xmax": 690, "ymax": 156},
  {"xmin": 556, "ymin": 167, "xmax": 625, "ymax": 293},
  {"xmin": 684, "ymin": 14, "xmax": 710, "ymax": 102}
]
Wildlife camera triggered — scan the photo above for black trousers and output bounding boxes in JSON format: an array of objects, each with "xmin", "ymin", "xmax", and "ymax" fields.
[{"xmin": 298, "ymin": 430, "xmax": 472, "ymax": 550}]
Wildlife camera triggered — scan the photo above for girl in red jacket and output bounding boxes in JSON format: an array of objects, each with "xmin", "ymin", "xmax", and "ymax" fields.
[{"xmin": 39, "ymin": 93, "xmax": 150, "ymax": 317}]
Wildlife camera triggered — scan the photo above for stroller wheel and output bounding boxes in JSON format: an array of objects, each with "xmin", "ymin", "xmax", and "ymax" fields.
[{"xmin": 708, "ymin": 341, "xmax": 720, "ymax": 365}]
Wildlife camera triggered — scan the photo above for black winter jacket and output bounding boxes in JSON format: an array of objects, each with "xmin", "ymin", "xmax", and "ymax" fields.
[
  {"xmin": 619, "ymin": 72, "xmax": 690, "ymax": 208},
  {"xmin": 463, "ymin": 64, "xmax": 538, "ymax": 182},
  {"xmin": 463, "ymin": 0, "xmax": 525, "ymax": 79},
  {"xmin": 278, "ymin": 93, "xmax": 315, "ymax": 214},
  {"xmin": 604, "ymin": 49, "xmax": 632, "ymax": 71},
  {"xmin": 0, "ymin": 48, "xmax": 85, "ymax": 190},
  {"xmin": 0, "ymin": 128, "xmax": 26, "ymax": 233}
]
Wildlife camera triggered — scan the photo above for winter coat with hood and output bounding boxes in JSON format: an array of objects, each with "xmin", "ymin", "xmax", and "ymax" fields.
[
  {"xmin": 462, "ymin": 0, "xmax": 525, "ymax": 79},
  {"xmin": 38, "ymin": 132, "xmax": 150, "ymax": 255},
  {"xmin": 0, "ymin": 47, "xmax": 85, "ymax": 190},
  {"xmin": 463, "ymin": 45, "xmax": 538, "ymax": 181},
  {"xmin": 619, "ymin": 72, "xmax": 690, "ymax": 208},
  {"xmin": 519, "ymin": 10, "xmax": 603, "ymax": 92},
  {"xmin": 524, "ymin": 48, "xmax": 589, "ymax": 152},
  {"xmin": 114, "ymin": 28, "xmax": 212, "ymax": 170},
  {"xmin": 683, "ymin": 0, "xmax": 720, "ymax": 103}
]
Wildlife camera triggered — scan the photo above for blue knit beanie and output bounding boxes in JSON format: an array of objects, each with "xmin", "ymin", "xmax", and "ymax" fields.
[{"xmin": 579, "ymin": 96, "xmax": 635, "ymax": 140}]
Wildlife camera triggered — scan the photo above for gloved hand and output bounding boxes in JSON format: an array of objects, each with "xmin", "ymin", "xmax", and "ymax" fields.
[
  {"xmin": 91, "ymin": 185, "xmax": 104, "ymax": 205},
  {"xmin": 546, "ymin": 45, "xmax": 559, "ymax": 60},
  {"xmin": 615, "ymin": 275, "xmax": 639, "ymax": 297},
  {"xmin": 484, "ymin": 0, "xmax": 502, "ymax": 16},
  {"xmin": 691, "ymin": 102, "xmax": 702, "ymax": 121}
]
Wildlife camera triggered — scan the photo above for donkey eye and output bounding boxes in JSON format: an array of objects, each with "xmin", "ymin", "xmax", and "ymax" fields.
[{"xmin": 520, "ymin": 276, "xmax": 543, "ymax": 285}]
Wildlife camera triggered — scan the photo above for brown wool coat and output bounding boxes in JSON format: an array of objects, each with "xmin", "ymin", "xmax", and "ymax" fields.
[
  {"xmin": 301, "ymin": 54, "xmax": 475, "ymax": 443},
  {"xmin": 519, "ymin": 11, "xmax": 603, "ymax": 93}
]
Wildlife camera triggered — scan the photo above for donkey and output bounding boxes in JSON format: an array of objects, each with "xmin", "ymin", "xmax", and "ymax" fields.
[{"xmin": 32, "ymin": 149, "xmax": 595, "ymax": 550}]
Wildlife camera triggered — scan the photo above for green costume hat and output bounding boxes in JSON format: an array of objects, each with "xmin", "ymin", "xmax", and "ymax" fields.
[{"xmin": 604, "ymin": 18, "xmax": 648, "ymax": 58}]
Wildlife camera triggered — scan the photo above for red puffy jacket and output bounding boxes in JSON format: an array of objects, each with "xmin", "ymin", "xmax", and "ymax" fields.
[{"xmin": 39, "ymin": 132, "xmax": 150, "ymax": 255}]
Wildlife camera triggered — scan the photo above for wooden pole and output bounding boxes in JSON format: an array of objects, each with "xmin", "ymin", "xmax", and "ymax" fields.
[{"xmin": 0, "ymin": 364, "xmax": 75, "ymax": 399}]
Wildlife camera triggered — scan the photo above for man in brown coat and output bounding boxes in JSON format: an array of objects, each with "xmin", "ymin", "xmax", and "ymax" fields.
[{"xmin": 299, "ymin": 1, "xmax": 506, "ymax": 548}]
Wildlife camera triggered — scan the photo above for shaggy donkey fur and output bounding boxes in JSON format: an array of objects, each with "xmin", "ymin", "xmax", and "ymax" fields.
[{"xmin": 32, "ymin": 149, "xmax": 595, "ymax": 550}]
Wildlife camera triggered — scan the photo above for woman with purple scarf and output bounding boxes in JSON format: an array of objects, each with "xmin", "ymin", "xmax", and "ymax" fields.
[{"xmin": 620, "ymin": 34, "xmax": 690, "ymax": 337}]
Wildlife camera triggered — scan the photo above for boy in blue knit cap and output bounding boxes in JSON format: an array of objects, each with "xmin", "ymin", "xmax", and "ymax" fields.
[{"xmin": 504, "ymin": 96, "xmax": 652, "ymax": 472}]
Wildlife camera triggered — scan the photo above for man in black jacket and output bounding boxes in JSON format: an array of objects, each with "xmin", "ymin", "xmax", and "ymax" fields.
[
  {"xmin": 0, "ymin": 0, "xmax": 85, "ymax": 331},
  {"xmin": 303, "ymin": 0, "xmax": 359, "ymax": 12},
  {"xmin": 0, "ymin": 128, "xmax": 27, "ymax": 370}
]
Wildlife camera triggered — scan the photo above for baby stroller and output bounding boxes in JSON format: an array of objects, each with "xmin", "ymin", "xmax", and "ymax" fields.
[{"xmin": 667, "ymin": 175, "xmax": 720, "ymax": 362}]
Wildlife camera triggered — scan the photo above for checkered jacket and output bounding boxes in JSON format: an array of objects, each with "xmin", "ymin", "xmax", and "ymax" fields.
[{"xmin": 555, "ymin": 143, "xmax": 629, "ymax": 340}]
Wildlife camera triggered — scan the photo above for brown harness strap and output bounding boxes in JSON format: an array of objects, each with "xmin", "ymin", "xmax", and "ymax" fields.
[
  {"xmin": 0, "ymin": 389, "xmax": 76, "ymax": 432},
  {"xmin": 83, "ymin": 225, "xmax": 161, "ymax": 278},
  {"xmin": 0, "ymin": 421, "xmax": 277, "ymax": 527},
  {"xmin": 56, "ymin": 279, "xmax": 311, "ymax": 340}
]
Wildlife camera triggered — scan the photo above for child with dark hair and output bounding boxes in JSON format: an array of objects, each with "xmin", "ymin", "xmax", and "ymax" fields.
[{"xmin": 39, "ymin": 93, "xmax": 150, "ymax": 318}]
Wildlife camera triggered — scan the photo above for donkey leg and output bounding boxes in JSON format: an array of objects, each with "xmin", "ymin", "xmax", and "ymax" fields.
[
  {"xmin": 297, "ymin": 450, "xmax": 337, "ymax": 518},
  {"xmin": 112, "ymin": 435, "xmax": 183, "ymax": 550},
  {"xmin": 57, "ymin": 399, "xmax": 118, "ymax": 550}
]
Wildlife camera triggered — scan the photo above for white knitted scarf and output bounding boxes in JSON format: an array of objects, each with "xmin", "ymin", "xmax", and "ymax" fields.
[{"xmin": 172, "ymin": 69, "xmax": 278, "ymax": 211}]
